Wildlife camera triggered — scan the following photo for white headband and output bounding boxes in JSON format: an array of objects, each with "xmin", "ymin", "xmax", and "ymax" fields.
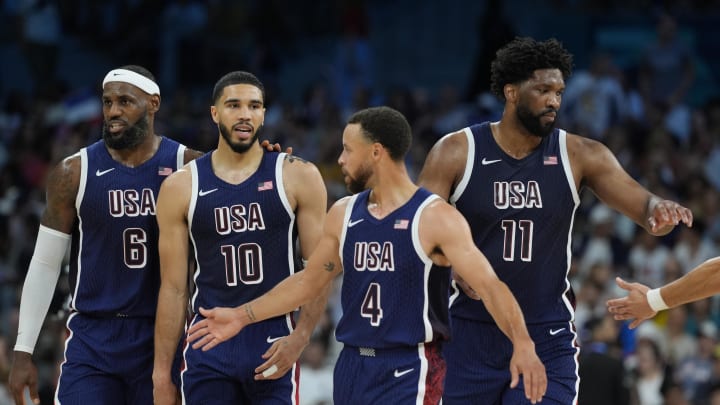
[{"xmin": 102, "ymin": 69, "xmax": 160, "ymax": 95}]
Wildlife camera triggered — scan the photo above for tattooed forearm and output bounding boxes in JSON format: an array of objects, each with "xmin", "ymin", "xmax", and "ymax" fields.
[
  {"xmin": 323, "ymin": 262, "xmax": 335, "ymax": 273},
  {"xmin": 284, "ymin": 154, "xmax": 308, "ymax": 164},
  {"xmin": 245, "ymin": 303, "xmax": 257, "ymax": 322}
]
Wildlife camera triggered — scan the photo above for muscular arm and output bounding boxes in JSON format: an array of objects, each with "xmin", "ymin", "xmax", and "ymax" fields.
[
  {"xmin": 571, "ymin": 134, "xmax": 692, "ymax": 235},
  {"xmin": 152, "ymin": 169, "xmax": 192, "ymax": 391},
  {"xmin": 608, "ymin": 257, "xmax": 720, "ymax": 328},
  {"xmin": 283, "ymin": 156, "xmax": 329, "ymax": 342},
  {"xmin": 421, "ymin": 201, "xmax": 546, "ymax": 403},
  {"xmin": 254, "ymin": 156, "xmax": 330, "ymax": 379},
  {"xmin": 10, "ymin": 155, "xmax": 79, "ymax": 404},
  {"xmin": 417, "ymin": 131, "xmax": 467, "ymax": 201},
  {"xmin": 187, "ymin": 200, "xmax": 349, "ymax": 351}
]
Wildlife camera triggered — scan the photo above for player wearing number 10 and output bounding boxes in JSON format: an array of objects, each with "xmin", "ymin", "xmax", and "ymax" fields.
[
  {"xmin": 153, "ymin": 71, "xmax": 330, "ymax": 404},
  {"xmin": 417, "ymin": 36, "xmax": 693, "ymax": 403}
]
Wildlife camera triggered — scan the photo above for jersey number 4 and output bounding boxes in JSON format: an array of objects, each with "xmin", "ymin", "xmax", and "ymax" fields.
[
  {"xmin": 361, "ymin": 282, "xmax": 383, "ymax": 326},
  {"xmin": 221, "ymin": 243, "xmax": 263, "ymax": 285},
  {"xmin": 500, "ymin": 219, "xmax": 534, "ymax": 262}
]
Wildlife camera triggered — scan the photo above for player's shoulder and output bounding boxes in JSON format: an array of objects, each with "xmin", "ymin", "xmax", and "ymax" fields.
[
  {"xmin": 183, "ymin": 147, "xmax": 204, "ymax": 164},
  {"xmin": 281, "ymin": 153, "xmax": 322, "ymax": 178}
]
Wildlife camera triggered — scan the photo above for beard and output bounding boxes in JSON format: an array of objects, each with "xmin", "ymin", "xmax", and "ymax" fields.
[
  {"xmin": 219, "ymin": 122, "xmax": 259, "ymax": 153},
  {"xmin": 345, "ymin": 164, "xmax": 372, "ymax": 194},
  {"xmin": 516, "ymin": 103, "xmax": 557, "ymax": 138},
  {"xmin": 102, "ymin": 114, "xmax": 149, "ymax": 150}
]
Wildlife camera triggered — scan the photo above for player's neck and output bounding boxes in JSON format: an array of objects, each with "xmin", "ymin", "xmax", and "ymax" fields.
[
  {"xmin": 211, "ymin": 142, "xmax": 263, "ymax": 185},
  {"xmin": 107, "ymin": 133, "xmax": 161, "ymax": 168},
  {"xmin": 492, "ymin": 119, "xmax": 542, "ymax": 159},
  {"xmin": 367, "ymin": 167, "xmax": 417, "ymax": 219}
]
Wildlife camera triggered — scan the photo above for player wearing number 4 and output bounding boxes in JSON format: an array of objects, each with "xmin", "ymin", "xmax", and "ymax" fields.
[
  {"xmin": 152, "ymin": 71, "xmax": 330, "ymax": 405},
  {"xmin": 417, "ymin": 36, "xmax": 693, "ymax": 404},
  {"xmin": 9, "ymin": 65, "xmax": 203, "ymax": 405},
  {"xmin": 186, "ymin": 106, "xmax": 548, "ymax": 404}
]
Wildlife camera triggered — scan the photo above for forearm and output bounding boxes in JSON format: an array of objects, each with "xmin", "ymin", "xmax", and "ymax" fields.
[
  {"xmin": 242, "ymin": 271, "xmax": 317, "ymax": 327},
  {"xmin": 291, "ymin": 281, "xmax": 332, "ymax": 342},
  {"xmin": 153, "ymin": 286, "xmax": 188, "ymax": 378},
  {"xmin": 661, "ymin": 257, "xmax": 720, "ymax": 308},
  {"xmin": 480, "ymin": 281, "xmax": 533, "ymax": 345}
]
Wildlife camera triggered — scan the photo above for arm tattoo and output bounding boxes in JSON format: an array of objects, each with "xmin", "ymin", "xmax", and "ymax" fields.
[
  {"xmin": 245, "ymin": 304, "xmax": 257, "ymax": 322},
  {"xmin": 323, "ymin": 261, "xmax": 335, "ymax": 273},
  {"xmin": 284, "ymin": 154, "xmax": 308, "ymax": 164}
]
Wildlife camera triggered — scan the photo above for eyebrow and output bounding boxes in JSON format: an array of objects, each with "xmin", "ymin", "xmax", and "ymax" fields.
[{"xmin": 223, "ymin": 98, "xmax": 263, "ymax": 105}]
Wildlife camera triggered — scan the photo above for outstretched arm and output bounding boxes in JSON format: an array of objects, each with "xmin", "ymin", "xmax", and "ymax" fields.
[
  {"xmin": 608, "ymin": 257, "xmax": 720, "ymax": 328},
  {"xmin": 254, "ymin": 157, "xmax": 329, "ymax": 381},
  {"xmin": 422, "ymin": 201, "xmax": 546, "ymax": 404},
  {"xmin": 187, "ymin": 199, "xmax": 349, "ymax": 352},
  {"xmin": 574, "ymin": 134, "xmax": 692, "ymax": 235}
]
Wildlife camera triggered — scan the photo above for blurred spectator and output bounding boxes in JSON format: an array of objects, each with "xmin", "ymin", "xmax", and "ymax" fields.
[
  {"xmin": 631, "ymin": 337, "xmax": 669, "ymax": 405},
  {"xmin": 675, "ymin": 321, "xmax": 717, "ymax": 403},
  {"xmin": 578, "ymin": 314, "xmax": 630, "ymax": 405},
  {"xmin": 673, "ymin": 220, "xmax": 719, "ymax": 274},
  {"xmin": 18, "ymin": 0, "xmax": 62, "ymax": 88},
  {"xmin": 562, "ymin": 52, "xmax": 626, "ymax": 140},
  {"xmin": 298, "ymin": 338, "xmax": 334, "ymax": 405},
  {"xmin": 638, "ymin": 13, "xmax": 695, "ymax": 144},
  {"xmin": 628, "ymin": 228, "xmax": 672, "ymax": 288}
]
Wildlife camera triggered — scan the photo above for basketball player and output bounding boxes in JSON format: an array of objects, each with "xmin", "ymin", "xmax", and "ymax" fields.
[
  {"xmin": 417, "ymin": 37, "xmax": 693, "ymax": 404},
  {"xmin": 8, "ymin": 65, "xmax": 203, "ymax": 405},
  {"xmin": 186, "ymin": 106, "xmax": 548, "ymax": 404},
  {"xmin": 608, "ymin": 257, "xmax": 720, "ymax": 329},
  {"xmin": 152, "ymin": 71, "xmax": 330, "ymax": 404}
]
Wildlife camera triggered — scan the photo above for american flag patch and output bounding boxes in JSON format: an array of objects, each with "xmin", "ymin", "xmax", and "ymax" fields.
[
  {"xmin": 543, "ymin": 155, "xmax": 558, "ymax": 165},
  {"xmin": 158, "ymin": 166, "xmax": 173, "ymax": 176},
  {"xmin": 394, "ymin": 219, "xmax": 409, "ymax": 229},
  {"xmin": 258, "ymin": 181, "xmax": 273, "ymax": 191}
]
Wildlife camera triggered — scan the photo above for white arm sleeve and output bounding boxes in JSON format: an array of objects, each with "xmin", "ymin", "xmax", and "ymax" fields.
[{"xmin": 14, "ymin": 225, "xmax": 70, "ymax": 354}]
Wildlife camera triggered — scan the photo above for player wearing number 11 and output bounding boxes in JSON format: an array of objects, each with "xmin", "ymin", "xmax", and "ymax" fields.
[
  {"xmin": 186, "ymin": 106, "xmax": 547, "ymax": 404},
  {"xmin": 417, "ymin": 36, "xmax": 693, "ymax": 403}
]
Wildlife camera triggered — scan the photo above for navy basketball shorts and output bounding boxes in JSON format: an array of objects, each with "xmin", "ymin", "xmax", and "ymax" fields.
[
  {"xmin": 443, "ymin": 318, "xmax": 579, "ymax": 404},
  {"xmin": 182, "ymin": 314, "xmax": 298, "ymax": 404},
  {"xmin": 333, "ymin": 341, "xmax": 445, "ymax": 405},
  {"xmin": 56, "ymin": 313, "xmax": 156, "ymax": 405}
]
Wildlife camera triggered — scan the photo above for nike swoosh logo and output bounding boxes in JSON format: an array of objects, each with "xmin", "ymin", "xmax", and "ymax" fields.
[
  {"xmin": 198, "ymin": 188, "xmax": 218, "ymax": 197},
  {"xmin": 348, "ymin": 219, "xmax": 364, "ymax": 228},
  {"xmin": 95, "ymin": 168, "xmax": 115, "ymax": 176},
  {"xmin": 481, "ymin": 158, "xmax": 502, "ymax": 165},
  {"xmin": 266, "ymin": 335, "xmax": 284, "ymax": 343},
  {"xmin": 394, "ymin": 368, "xmax": 414, "ymax": 378},
  {"xmin": 549, "ymin": 327, "xmax": 565, "ymax": 336}
]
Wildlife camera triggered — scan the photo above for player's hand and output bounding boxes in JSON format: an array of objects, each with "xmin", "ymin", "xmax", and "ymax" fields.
[
  {"xmin": 9, "ymin": 351, "xmax": 40, "ymax": 405},
  {"xmin": 152, "ymin": 377, "xmax": 179, "ymax": 405},
  {"xmin": 254, "ymin": 332, "xmax": 307, "ymax": 380},
  {"xmin": 647, "ymin": 199, "xmax": 692, "ymax": 233},
  {"xmin": 509, "ymin": 339, "xmax": 546, "ymax": 404},
  {"xmin": 260, "ymin": 139, "xmax": 293, "ymax": 155},
  {"xmin": 606, "ymin": 277, "xmax": 655, "ymax": 329},
  {"xmin": 451, "ymin": 271, "xmax": 482, "ymax": 300},
  {"xmin": 187, "ymin": 307, "xmax": 247, "ymax": 351}
]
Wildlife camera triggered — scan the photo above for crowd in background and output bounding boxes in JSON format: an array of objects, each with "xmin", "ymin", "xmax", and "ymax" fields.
[{"xmin": 2, "ymin": 0, "xmax": 720, "ymax": 404}]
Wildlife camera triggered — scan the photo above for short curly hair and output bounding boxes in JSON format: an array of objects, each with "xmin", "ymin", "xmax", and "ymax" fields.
[
  {"xmin": 347, "ymin": 106, "xmax": 411, "ymax": 162},
  {"xmin": 490, "ymin": 37, "xmax": 574, "ymax": 101}
]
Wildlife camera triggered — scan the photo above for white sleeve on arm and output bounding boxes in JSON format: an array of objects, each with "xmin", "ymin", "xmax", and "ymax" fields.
[{"xmin": 14, "ymin": 225, "xmax": 70, "ymax": 354}]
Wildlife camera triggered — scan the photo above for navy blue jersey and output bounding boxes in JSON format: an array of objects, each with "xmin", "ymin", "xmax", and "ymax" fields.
[
  {"xmin": 70, "ymin": 137, "xmax": 186, "ymax": 317},
  {"xmin": 335, "ymin": 188, "xmax": 451, "ymax": 348},
  {"xmin": 448, "ymin": 123, "xmax": 579, "ymax": 325},
  {"xmin": 188, "ymin": 152, "xmax": 297, "ymax": 321}
]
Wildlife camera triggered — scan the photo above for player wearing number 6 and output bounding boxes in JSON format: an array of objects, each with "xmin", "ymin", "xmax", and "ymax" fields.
[
  {"xmin": 153, "ymin": 71, "xmax": 329, "ymax": 405},
  {"xmin": 417, "ymin": 37, "xmax": 693, "ymax": 404},
  {"xmin": 186, "ymin": 106, "xmax": 548, "ymax": 404}
]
